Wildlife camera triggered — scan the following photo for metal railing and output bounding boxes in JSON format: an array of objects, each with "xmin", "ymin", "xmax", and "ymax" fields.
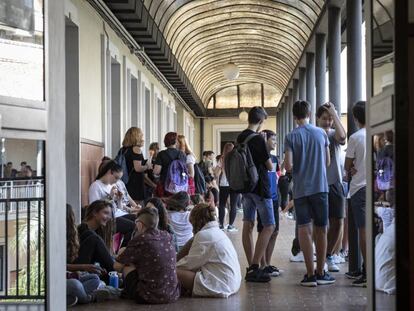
[{"xmin": 0, "ymin": 176, "xmax": 46, "ymax": 301}]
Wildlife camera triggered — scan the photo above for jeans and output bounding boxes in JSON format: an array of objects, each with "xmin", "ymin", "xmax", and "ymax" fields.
[
  {"xmin": 67, "ymin": 273, "xmax": 100, "ymax": 304},
  {"xmin": 218, "ymin": 186, "xmax": 239, "ymax": 226}
]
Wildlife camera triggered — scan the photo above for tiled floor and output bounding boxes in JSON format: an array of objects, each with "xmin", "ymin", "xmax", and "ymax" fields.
[{"xmin": 1, "ymin": 213, "xmax": 396, "ymax": 311}]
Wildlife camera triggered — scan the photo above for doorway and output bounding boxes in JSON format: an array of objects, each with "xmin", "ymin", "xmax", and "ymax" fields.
[{"xmin": 220, "ymin": 131, "xmax": 240, "ymax": 154}]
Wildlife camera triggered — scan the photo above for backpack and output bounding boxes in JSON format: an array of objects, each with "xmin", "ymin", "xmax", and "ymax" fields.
[
  {"xmin": 376, "ymin": 157, "xmax": 393, "ymax": 191},
  {"xmin": 164, "ymin": 153, "xmax": 189, "ymax": 194},
  {"xmin": 194, "ymin": 163, "xmax": 207, "ymax": 194},
  {"xmin": 114, "ymin": 148, "xmax": 130, "ymax": 184},
  {"xmin": 224, "ymin": 133, "xmax": 259, "ymax": 193}
]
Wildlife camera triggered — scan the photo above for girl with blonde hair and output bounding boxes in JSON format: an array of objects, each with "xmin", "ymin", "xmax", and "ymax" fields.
[
  {"xmin": 119, "ymin": 127, "xmax": 151, "ymax": 204},
  {"xmin": 177, "ymin": 135, "xmax": 197, "ymax": 195}
]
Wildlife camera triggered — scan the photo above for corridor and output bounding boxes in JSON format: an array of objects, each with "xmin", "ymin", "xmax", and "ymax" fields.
[{"xmin": 75, "ymin": 215, "xmax": 376, "ymax": 311}]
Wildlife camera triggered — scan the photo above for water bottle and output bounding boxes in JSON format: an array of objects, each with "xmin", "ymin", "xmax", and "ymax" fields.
[{"xmin": 108, "ymin": 271, "xmax": 119, "ymax": 288}]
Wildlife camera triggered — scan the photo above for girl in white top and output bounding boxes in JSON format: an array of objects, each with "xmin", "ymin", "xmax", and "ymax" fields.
[
  {"xmin": 177, "ymin": 135, "xmax": 197, "ymax": 195},
  {"xmin": 88, "ymin": 160, "xmax": 136, "ymax": 246},
  {"xmin": 166, "ymin": 191, "xmax": 193, "ymax": 249},
  {"xmin": 177, "ymin": 203, "xmax": 241, "ymax": 298}
]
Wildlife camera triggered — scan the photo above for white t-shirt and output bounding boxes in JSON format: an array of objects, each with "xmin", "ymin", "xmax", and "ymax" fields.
[
  {"xmin": 217, "ymin": 159, "xmax": 229, "ymax": 187},
  {"xmin": 186, "ymin": 153, "xmax": 196, "ymax": 165},
  {"xmin": 88, "ymin": 180, "xmax": 128, "ymax": 218},
  {"xmin": 168, "ymin": 210, "xmax": 193, "ymax": 247},
  {"xmin": 346, "ymin": 128, "xmax": 366, "ymax": 197}
]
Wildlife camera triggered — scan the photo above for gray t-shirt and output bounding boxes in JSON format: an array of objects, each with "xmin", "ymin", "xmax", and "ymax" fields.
[
  {"xmin": 284, "ymin": 124, "xmax": 329, "ymax": 199},
  {"xmin": 327, "ymin": 130, "xmax": 344, "ymax": 185}
]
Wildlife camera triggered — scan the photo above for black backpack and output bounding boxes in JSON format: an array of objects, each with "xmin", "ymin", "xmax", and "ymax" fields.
[
  {"xmin": 224, "ymin": 133, "xmax": 259, "ymax": 193},
  {"xmin": 194, "ymin": 163, "xmax": 207, "ymax": 194}
]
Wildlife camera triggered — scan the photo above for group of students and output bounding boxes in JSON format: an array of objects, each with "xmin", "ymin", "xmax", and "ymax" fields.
[
  {"xmin": 67, "ymin": 99, "xmax": 394, "ymax": 306},
  {"xmin": 67, "ymin": 128, "xmax": 244, "ymax": 306}
]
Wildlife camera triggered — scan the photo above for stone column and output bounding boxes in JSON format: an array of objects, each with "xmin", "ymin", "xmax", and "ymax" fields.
[
  {"xmin": 306, "ymin": 52, "xmax": 316, "ymax": 124},
  {"xmin": 328, "ymin": 5, "xmax": 342, "ymax": 112},
  {"xmin": 315, "ymin": 33, "xmax": 327, "ymax": 108}
]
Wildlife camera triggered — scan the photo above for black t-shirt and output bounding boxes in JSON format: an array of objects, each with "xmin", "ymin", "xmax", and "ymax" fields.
[
  {"xmin": 155, "ymin": 148, "xmax": 187, "ymax": 182},
  {"xmin": 124, "ymin": 146, "xmax": 145, "ymax": 200},
  {"xmin": 237, "ymin": 129, "xmax": 271, "ymax": 198}
]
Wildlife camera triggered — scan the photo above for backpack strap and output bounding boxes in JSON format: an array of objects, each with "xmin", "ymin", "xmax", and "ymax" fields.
[{"xmin": 242, "ymin": 133, "xmax": 259, "ymax": 145}]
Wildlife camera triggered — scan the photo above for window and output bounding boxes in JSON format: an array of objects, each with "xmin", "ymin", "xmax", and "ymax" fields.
[
  {"xmin": 157, "ymin": 97, "xmax": 162, "ymax": 145},
  {"xmin": 0, "ymin": 137, "xmax": 45, "ymax": 298},
  {"xmin": 0, "ymin": 0, "xmax": 44, "ymax": 101},
  {"xmin": 144, "ymin": 87, "xmax": 151, "ymax": 149},
  {"xmin": 0, "ymin": 245, "xmax": 4, "ymax": 292},
  {"xmin": 129, "ymin": 74, "xmax": 138, "ymax": 127}
]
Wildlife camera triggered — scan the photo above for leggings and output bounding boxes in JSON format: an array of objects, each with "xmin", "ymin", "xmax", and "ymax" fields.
[
  {"xmin": 218, "ymin": 186, "xmax": 239, "ymax": 227},
  {"xmin": 67, "ymin": 273, "xmax": 100, "ymax": 304},
  {"xmin": 116, "ymin": 214, "xmax": 136, "ymax": 246}
]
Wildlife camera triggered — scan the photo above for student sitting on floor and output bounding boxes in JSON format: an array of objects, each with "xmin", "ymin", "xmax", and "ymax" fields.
[
  {"xmin": 66, "ymin": 204, "xmax": 120, "ymax": 307},
  {"xmin": 165, "ymin": 191, "xmax": 193, "ymax": 252},
  {"xmin": 176, "ymin": 203, "xmax": 241, "ymax": 298},
  {"xmin": 115, "ymin": 207, "xmax": 180, "ymax": 304},
  {"xmin": 145, "ymin": 197, "xmax": 179, "ymax": 252},
  {"xmin": 73, "ymin": 200, "xmax": 116, "ymax": 273},
  {"xmin": 89, "ymin": 160, "xmax": 136, "ymax": 246}
]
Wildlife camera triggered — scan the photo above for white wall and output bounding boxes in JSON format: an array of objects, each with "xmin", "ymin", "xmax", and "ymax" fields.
[{"xmin": 67, "ymin": 0, "xmax": 190, "ymax": 151}]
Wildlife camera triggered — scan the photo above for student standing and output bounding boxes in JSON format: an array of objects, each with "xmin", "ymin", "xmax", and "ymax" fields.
[
  {"xmin": 284, "ymin": 100, "xmax": 335, "ymax": 287},
  {"xmin": 237, "ymin": 106, "xmax": 275, "ymax": 283},
  {"xmin": 316, "ymin": 102, "xmax": 347, "ymax": 272},
  {"xmin": 256, "ymin": 129, "xmax": 281, "ymax": 277},
  {"xmin": 345, "ymin": 101, "xmax": 367, "ymax": 287},
  {"xmin": 215, "ymin": 142, "xmax": 239, "ymax": 232}
]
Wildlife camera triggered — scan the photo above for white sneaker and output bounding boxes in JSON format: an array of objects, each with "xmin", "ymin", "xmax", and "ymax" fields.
[
  {"xmin": 227, "ymin": 225, "xmax": 238, "ymax": 232},
  {"xmin": 332, "ymin": 254, "xmax": 345, "ymax": 264},
  {"xmin": 326, "ymin": 256, "xmax": 340, "ymax": 272},
  {"xmin": 290, "ymin": 251, "xmax": 317, "ymax": 262},
  {"xmin": 290, "ymin": 251, "xmax": 304, "ymax": 262}
]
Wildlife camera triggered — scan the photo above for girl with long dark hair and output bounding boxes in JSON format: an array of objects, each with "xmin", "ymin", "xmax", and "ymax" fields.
[{"xmin": 88, "ymin": 160, "xmax": 136, "ymax": 246}]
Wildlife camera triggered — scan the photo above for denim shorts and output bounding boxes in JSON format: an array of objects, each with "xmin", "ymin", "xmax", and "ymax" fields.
[
  {"xmin": 257, "ymin": 199, "xmax": 279, "ymax": 232},
  {"xmin": 294, "ymin": 192, "xmax": 329, "ymax": 227},
  {"xmin": 242, "ymin": 193, "xmax": 275, "ymax": 226},
  {"xmin": 350, "ymin": 187, "xmax": 366, "ymax": 229}
]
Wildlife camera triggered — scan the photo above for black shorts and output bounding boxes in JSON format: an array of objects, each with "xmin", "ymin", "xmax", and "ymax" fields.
[
  {"xmin": 121, "ymin": 270, "xmax": 146, "ymax": 303},
  {"xmin": 328, "ymin": 182, "xmax": 346, "ymax": 219},
  {"xmin": 257, "ymin": 199, "xmax": 279, "ymax": 232}
]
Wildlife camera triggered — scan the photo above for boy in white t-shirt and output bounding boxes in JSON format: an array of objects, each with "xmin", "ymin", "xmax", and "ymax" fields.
[{"xmin": 345, "ymin": 101, "xmax": 367, "ymax": 287}]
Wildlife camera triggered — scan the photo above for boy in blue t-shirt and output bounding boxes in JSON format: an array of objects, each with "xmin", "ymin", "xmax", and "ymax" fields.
[{"xmin": 257, "ymin": 129, "xmax": 281, "ymax": 277}]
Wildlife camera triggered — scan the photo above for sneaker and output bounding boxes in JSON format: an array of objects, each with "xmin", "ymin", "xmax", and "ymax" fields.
[
  {"xmin": 290, "ymin": 251, "xmax": 317, "ymax": 262},
  {"xmin": 67, "ymin": 296, "xmax": 78, "ymax": 307},
  {"xmin": 263, "ymin": 265, "xmax": 280, "ymax": 277},
  {"xmin": 227, "ymin": 225, "xmax": 239, "ymax": 232},
  {"xmin": 332, "ymin": 254, "xmax": 346, "ymax": 264},
  {"xmin": 352, "ymin": 275, "xmax": 367, "ymax": 287},
  {"xmin": 316, "ymin": 271, "xmax": 336, "ymax": 285},
  {"xmin": 219, "ymin": 224, "xmax": 225, "ymax": 230},
  {"xmin": 326, "ymin": 256, "xmax": 340, "ymax": 272},
  {"xmin": 300, "ymin": 274, "xmax": 317, "ymax": 287},
  {"xmin": 345, "ymin": 270, "xmax": 363, "ymax": 279},
  {"xmin": 94, "ymin": 286, "xmax": 122, "ymax": 302},
  {"xmin": 245, "ymin": 267, "xmax": 271, "ymax": 283},
  {"xmin": 290, "ymin": 251, "xmax": 304, "ymax": 262}
]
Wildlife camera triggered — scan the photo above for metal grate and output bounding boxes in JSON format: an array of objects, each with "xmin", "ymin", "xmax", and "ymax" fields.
[{"xmin": 0, "ymin": 176, "xmax": 46, "ymax": 301}]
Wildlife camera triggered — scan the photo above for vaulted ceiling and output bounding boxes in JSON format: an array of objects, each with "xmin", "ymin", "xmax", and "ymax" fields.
[{"xmin": 104, "ymin": 0, "xmax": 325, "ymax": 115}]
